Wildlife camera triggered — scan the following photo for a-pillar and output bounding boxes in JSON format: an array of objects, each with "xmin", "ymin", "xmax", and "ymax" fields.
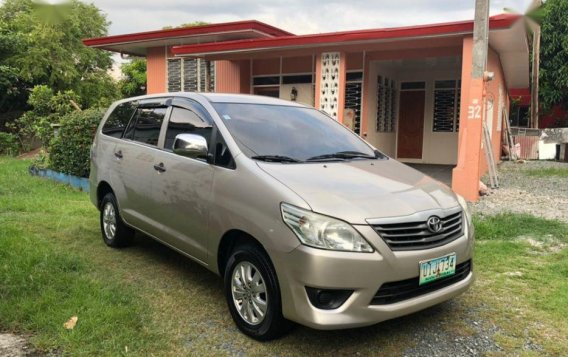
[{"xmin": 452, "ymin": 37, "xmax": 484, "ymax": 201}]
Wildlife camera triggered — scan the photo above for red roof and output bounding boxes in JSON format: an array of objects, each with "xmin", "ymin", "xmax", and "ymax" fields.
[
  {"xmin": 171, "ymin": 14, "xmax": 521, "ymax": 56},
  {"xmin": 83, "ymin": 20, "xmax": 294, "ymax": 48}
]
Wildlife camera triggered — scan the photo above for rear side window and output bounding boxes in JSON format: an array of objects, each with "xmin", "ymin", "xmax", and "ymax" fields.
[
  {"xmin": 102, "ymin": 102, "xmax": 137, "ymax": 138},
  {"xmin": 127, "ymin": 107, "xmax": 167, "ymax": 146},
  {"xmin": 164, "ymin": 107, "xmax": 212, "ymax": 150}
]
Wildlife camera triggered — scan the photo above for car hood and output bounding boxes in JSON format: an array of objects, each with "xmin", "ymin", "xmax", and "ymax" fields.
[{"xmin": 257, "ymin": 159, "xmax": 459, "ymax": 224}]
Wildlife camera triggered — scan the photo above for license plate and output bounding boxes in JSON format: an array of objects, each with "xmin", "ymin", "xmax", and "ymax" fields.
[{"xmin": 419, "ymin": 253, "xmax": 457, "ymax": 285}]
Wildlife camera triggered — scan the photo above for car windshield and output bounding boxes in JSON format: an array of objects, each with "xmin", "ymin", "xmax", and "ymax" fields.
[{"xmin": 211, "ymin": 103, "xmax": 379, "ymax": 162}]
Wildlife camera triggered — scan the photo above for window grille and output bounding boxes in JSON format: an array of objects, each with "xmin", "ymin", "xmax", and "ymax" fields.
[
  {"xmin": 167, "ymin": 58, "xmax": 215, "ymax": 93},
  {"xmin": 376, "ymin": 76, "xmax": 396, "ymax": 132},
  {"xmin": 167, "ymin": 59, "xmax": 182, "ymax": 92},
  {"xmin": 345, "ymin": 71, "xmax": 363, "ymax": 134},
  {"xmin": 433, "ymin": 80, "xmax": 460, "ymax": 132}
]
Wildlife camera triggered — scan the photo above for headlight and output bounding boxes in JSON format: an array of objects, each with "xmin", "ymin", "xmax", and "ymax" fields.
[
  {"xmin": 456, "ymin": 194, "xmax": 472, "ymax": 225},
  {"xmin": 281, "ymin": 203, "xmax": 374, "ymax": 253}
]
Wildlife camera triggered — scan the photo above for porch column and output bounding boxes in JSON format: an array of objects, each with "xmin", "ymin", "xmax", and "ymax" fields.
[
  {"xmin": 452, "ymin": 37, "xmax": 484, "ymax": 201},
  {"xmin": 315, "ymin": 52, "xmax": 347, "ymax": 123},
  {"xmin": 146, "ymin": 47, "xmax": 167, "ymax": 94}
]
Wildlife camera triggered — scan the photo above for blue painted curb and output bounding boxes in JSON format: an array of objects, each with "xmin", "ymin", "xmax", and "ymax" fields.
[{"xmin": 29, "ymin": 166, "xmax": 90, "ymax": 192}]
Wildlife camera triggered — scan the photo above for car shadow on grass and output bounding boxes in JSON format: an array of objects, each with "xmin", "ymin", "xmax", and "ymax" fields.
[{"xmin": 121, "ymin": 233, "xmax": 482, "ymax": 355}]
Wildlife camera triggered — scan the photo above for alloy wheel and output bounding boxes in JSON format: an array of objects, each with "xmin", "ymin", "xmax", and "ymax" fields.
[
  {"xmin": 231, "ymin": 261, "xmax": 268, "ymax": 325},
  {"xmin": 102, "ymin": 202, "xmax": 117, "ymax": 240}
]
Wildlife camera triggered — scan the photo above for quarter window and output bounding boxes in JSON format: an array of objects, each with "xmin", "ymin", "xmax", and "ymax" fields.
[
  {"xmin": 164, "ymin": 107, "xmax": 212, "ymax": 151},
  {"xmin": 102, "ymin": 102, "xmax": 137, "ymax": 138},
  {"xmin": 129, "ymin": 107, "xmax": 167, "ymax": 146}
]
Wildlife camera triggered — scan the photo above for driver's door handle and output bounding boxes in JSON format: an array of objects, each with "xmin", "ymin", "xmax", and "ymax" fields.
[{"xmin": 153, "ymin": 162, "xmax": 166, "ymax": 173}]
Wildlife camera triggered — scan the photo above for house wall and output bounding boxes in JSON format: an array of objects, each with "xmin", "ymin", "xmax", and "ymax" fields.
[
  {"xmin": 365, "ymin": 62, "xmax": 397, "ymax": 157},
  {"xmin": 279, "ymin": 84, "xmax": 314, "ymax": 106},
  {"xmin": 365, "ymin": 58, "xmax": 461, "ymax": 164},
  {"xmin": 215, "ymin": 60, "xmax": 251, "ymax": 93},
  {"xmin": 453, "ymin": 37, "xmax": 510, "ymax": 200},
  {"xmin": 147, "ymin": 47, "xmax": 167, "ymax": 93},
  {"xmin": 397, "ymin": 67, "xmax": 461, "ymax": 165},
  {"xmin": 479, "ymin": 47, "xmax": 508, "ymax": 176},
  {"xmin": 282, "ymin": 56, "xmax": 313, "ymax": 73}
]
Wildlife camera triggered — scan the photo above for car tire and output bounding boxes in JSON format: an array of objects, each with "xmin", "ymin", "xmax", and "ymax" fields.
[
  {"xmin": 100, "ymin": 193, "xmax": 134, "ymax": 248},
  {"xmin": 224, "ymin": 243, "xmax": 293, "ymax": 341}
]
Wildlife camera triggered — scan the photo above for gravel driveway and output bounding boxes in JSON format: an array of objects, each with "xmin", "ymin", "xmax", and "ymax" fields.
[
  {"xmin": 0, "ymin": 334, "xmax": 33, "ymax": 357},
  {"xmin": 472, "ymin": 161, "xmax": 568, "ymax": 222}
]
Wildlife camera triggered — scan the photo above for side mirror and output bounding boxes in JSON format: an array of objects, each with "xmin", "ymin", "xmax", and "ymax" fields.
[{"xmin": 173, "ymin": 133, "xmax": 208, "ymax": 160}]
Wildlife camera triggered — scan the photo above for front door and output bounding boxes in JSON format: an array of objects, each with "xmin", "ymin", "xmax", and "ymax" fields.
[
  {"xmin": 150, "ymin": 102, "xmax": 215, "ymax": 263},
  {"xmin": 397, "ymin": 86, "xmax": 425, "ymax": 159}
]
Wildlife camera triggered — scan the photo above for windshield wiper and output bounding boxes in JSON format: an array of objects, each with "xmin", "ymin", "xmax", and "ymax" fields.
[
  {"xmin": 306, "ymin": 151, "xmax": 376, "ymax": 162},
  {"xmin": 251, "ymin": 155, "xmax": 303, "ymax": 163}
]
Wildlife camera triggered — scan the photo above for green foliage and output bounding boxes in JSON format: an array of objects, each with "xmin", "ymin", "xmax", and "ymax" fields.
[
  {"xmin": 0, "ymin": 158, "xmax": 166, "ymax": 355},
  {"xmin": 9, "ymin": 85, "xmax": 80, "ymax": 149},
  {"xmin": 539, "ymin": 0, "xmax": 568, "ymax": 111},
  {"xmin": 0, "ymin": 0, "xmax": 118, "ymax": 118},
  {"xmin": 525, "ymin": 167, "xmax": 568, "ymax": 178},
  {"xmin": 162, "ymin": 21, "xmax": 209, "ymax": 30},
  {"xmin": 0, "ymin": 0, "xmax": 112, "ymax": 92},
  {"xmin": 473, "ymin": 213, "xmax": 568, "ymax": 241},
  {"xmin": 119, "ymin": 58, "xmax": 147, "ymax": 97},
  {"xmin": 49, "ymin": 108, "xmax": 105, "ymax": 178},
  {"xmin": 0, "ymin": 132, "xmax": 19, "ymax": 156}
]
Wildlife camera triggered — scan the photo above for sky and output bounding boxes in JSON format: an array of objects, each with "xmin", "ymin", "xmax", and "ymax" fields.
[{"xmin": 90, "ymin": 0, "xmax": 534, "ymax": 36}]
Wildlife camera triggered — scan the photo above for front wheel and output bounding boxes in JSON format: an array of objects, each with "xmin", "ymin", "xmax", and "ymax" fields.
[{"xmin": 224, "ymin": 244, "xmax": 292, "ymax": 340}]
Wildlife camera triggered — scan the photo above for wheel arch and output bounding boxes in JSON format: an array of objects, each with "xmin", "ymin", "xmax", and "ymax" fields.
[
  {"xmin": 217, "ymin": 229, "xmax": 270, "ymax": 277},
  {"xmin": 96, "ymin": 181, "xmax": 114, "ymax": 209}
]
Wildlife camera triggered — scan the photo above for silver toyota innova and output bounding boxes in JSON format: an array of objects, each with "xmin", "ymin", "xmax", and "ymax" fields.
[{"xmin": 90, "ymin": 92, "xmax": 474, "ymax": 340}]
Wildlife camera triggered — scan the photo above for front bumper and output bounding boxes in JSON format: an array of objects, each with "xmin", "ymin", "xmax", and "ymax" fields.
[{"xmin": 271, "ymin": 223, "xmax": 474, "ymax": 330}]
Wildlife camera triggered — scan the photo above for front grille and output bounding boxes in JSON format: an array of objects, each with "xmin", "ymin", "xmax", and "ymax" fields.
[
  {"xmin": 371, "ymin": 211, "xmax": 463, "ymax": 251},
  {"xmin": 371, "ymin": 260, "xmax": 472, "ymax": 305}
]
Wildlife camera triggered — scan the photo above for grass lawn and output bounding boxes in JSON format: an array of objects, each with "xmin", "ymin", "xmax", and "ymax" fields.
[
  {"xmin": 524, "ymin": 166, "xmax": 568, "ymax": 178},
  {"xmin": 1, "ymin": 156, "xmax": 567, "ymax": 355}
]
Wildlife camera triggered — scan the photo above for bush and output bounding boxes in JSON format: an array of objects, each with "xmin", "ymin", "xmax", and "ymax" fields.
[
  {"xmin": 9, "ymin": 85, "xmax": 81, "ymax": 149},
  {"xmin": 49, "ymin": 108, "xmax": 105, "ymax": 178},
  {"xmin": 0, "ymin": 132, "xmax": 20, "ymax": 156}
]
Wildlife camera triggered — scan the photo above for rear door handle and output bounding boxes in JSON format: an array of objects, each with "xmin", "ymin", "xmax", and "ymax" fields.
[
  {"xmin": 114, "ymin": 150, "xmax": 123, "ymax": 159},
  {"xmin": 153, "ymin": 162, "xmax": 166, "ymax": 173}
]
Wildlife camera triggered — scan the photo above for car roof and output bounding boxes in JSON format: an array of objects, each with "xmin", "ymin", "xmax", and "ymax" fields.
[
  {"xmin": 116, "ymin": 92, "xmax": 309, "ymax": 108},
  {"xmin": 196, "ymin": 93, "xmax": 308, "ymax": 107}
]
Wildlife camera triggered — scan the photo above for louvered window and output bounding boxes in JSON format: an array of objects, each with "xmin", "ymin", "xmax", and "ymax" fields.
[
  {"xmin": 183, "ymin": 59, "xmax": 198, "ymax": 92},
  {"xmin": 376, "ymin": 76, "xmax": 396, "ymax": 132},
  {"xmin": 345, "ymin": 71, "xmax": 363, "ymax": 134},
  {"xmin": 433, "ymin": 80, "xmax": 461, "ymax": 132},
  {"xmin": 167, "ymin": 58, "xmax": 215, "ymax": 93},
  {"xmin": 167, "ymin": 59, "xmax": 182, "ymax": 92}
]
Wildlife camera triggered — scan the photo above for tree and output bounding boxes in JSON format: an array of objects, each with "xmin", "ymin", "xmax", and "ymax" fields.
[
  {"xmin": 162, "ymin": 21, "xmax": 209, "ymax": 30},
  {"xmin": 119, "ymin": 58, "xmax": 147, "ymax": 97},
  {"xmin": 0, "ymin": 0, "xmax": 117, "ymax": 110},
  {"xmin": 538, "ymin": 0, "xmax": 568, "ymax": 112}
]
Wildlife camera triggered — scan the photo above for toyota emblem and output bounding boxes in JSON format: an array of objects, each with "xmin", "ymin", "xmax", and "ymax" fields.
[{"xmin": 427, "ymin": 216, "xmax": 443, "ymax": 233}]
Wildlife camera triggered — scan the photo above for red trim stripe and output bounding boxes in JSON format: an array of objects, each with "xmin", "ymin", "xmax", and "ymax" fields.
[
  {"xmin": 171, "ymin": 14, "xmax": 520, "ymax": 56},
  {"xmin": 83, "ymin": 20, "xmax": 294, "ymax": 47}
]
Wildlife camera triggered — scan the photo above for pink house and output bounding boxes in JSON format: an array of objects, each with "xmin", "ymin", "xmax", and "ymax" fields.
[{"xmin": 84, "ymin": 14, "xmax": 530, "ymax": 201}]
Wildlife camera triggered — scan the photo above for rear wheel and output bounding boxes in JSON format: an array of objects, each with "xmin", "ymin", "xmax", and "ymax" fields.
[
  {"xmin": 100, "ymin": 193, "xmax": 134, "ymax": 247},
  {"xmin": 224, "ymin": 244, "xmax": 292, "ymax": 340}
]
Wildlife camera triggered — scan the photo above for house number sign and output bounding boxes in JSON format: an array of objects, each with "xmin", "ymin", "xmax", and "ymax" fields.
[{"xmin": 468, "ymin": 99, "xmax": 482, "ymax": 120}]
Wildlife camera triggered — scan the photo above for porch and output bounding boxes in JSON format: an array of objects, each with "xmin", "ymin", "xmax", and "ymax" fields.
[{"xmin": 176, "ymin": 39, "xmax": 467, "ymax": 167}]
